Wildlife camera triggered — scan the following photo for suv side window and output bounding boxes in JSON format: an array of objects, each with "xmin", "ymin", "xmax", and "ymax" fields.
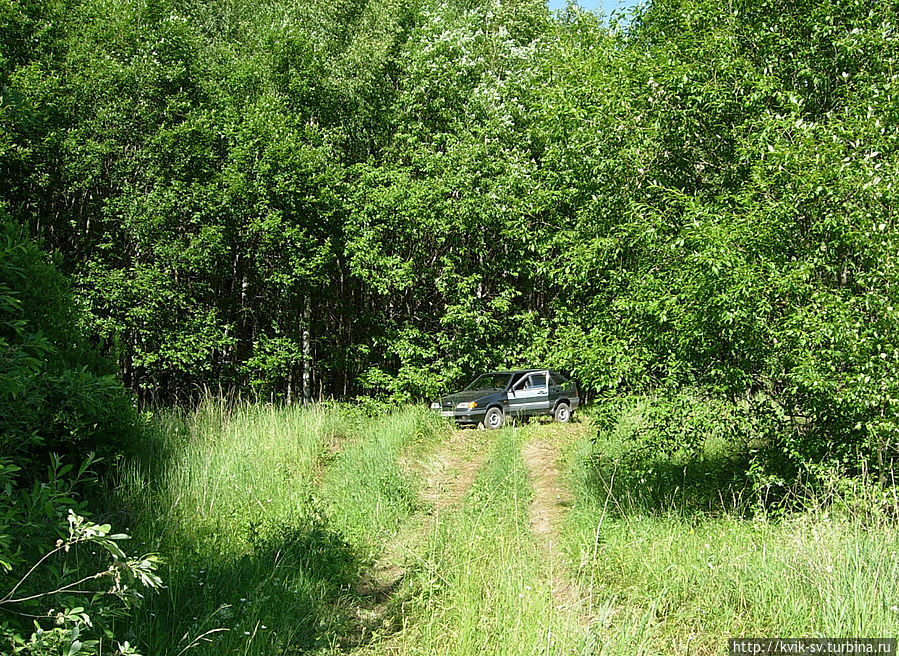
[
  {"xmin": 529, "ymin": 373, "xmax": 547, "ymax": 389},
  {"xmin": 550, "ymin": 372, "xmax": 567, "ymax": 386}
]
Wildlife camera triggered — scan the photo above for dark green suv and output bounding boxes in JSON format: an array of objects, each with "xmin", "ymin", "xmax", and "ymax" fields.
[{"xmin": 430, "ymin": 369, "xmax": 579, "ymax": 429}]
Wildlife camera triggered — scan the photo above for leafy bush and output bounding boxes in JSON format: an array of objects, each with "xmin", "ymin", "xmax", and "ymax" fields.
[
  {"xmin": 0, "ymin": 211, "xmax": 136, "ymax": 470},
  {"xmin": 0, "ymin": 457, "xmax": 161, "ymax": 655},
  {"xmin": 0, "ymin": 214, "xmax": 157, "ymax": 653}
]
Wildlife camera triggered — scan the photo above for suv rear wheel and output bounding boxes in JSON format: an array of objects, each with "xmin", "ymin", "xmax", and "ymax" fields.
[
  {"xmin": 484, "ymin": 406, "xmax": 504, "ymax": 430},
  {"xmin": 554, "ymin": 402, "xmax": 571, "ymax": 423}
]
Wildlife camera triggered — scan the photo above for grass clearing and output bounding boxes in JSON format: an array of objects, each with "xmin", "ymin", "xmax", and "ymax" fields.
[
  {"xmin": 109, "ymin": 403, "xmax": 899, "ymax": 655},
  {"xmin": 116, "ymin": 402, "xmax": 443, "ymax": 655}
]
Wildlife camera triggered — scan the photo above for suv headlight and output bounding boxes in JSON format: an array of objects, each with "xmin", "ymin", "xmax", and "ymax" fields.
[{"xmin": 456, "ymin": 401, "xmax": 477, "ymax": 410}]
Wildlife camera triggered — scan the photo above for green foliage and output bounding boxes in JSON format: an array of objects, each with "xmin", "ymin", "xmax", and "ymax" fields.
[
  {"xmin": 0, "ymin": 212, "xmax": 135, "ymax": 467},
  {"xmin": 3, "ymin": 0, "xmax": 899, "ymax": 474},
  {"xmin": 0, "ymin": 213, "xmax": 152, "ymax": 654},
  {"xmin": 0, "ymin": 456, "xmax": 161, "ymax": 656}
]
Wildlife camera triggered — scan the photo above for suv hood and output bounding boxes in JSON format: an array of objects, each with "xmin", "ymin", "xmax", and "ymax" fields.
[{"xmin": 437, "ymin": 390, "xmax": 497, "ymax": 408}]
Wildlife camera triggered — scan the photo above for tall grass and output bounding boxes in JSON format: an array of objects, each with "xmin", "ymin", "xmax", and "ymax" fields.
[
  {"xmin": 318, "ymin": 410, "xmax": 428, "ymax": 560},
  {"xmin": 121, "ymin": 402, "xmax": 349, "ymax": 553},
  {"xmin": 117, "ymin": 401, "xmax": 441, "ymax": 655},
  {"xmin": 563, "ymin": 410, "xmax": 899, "ymax": 655}
]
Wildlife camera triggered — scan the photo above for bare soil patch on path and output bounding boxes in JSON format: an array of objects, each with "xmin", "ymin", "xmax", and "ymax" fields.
[
  {"xmin": 421, "ymin": 428, "xmax": 490, "ymax": 510},
  {"xmin": 523, "ymin": 438, "xmax": 573, "ymax": 537},
  {"xmin": 521, "ymin": 422, "xmax": 590, "ymax": 616}
]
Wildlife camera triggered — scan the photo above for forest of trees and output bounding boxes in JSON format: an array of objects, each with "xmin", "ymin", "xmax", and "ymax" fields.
[{"xmin": 3, "ymin": 0, "xmax": 899, "ymax": 473}]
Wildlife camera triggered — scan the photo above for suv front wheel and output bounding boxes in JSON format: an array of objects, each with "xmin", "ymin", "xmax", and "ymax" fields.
[{"xmin": 484, "ymin": 406, "xmax": 505, "ymax": 430}]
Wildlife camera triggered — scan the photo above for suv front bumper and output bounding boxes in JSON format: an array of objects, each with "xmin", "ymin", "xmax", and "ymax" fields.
[{"xmin": 431, "ymin": 405, "xmax": 488, "ymax": 425}]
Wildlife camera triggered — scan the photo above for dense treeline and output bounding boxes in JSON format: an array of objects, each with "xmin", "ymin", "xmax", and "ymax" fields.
[{"xmin": 3, "ymin": 0, "xmax": 899, "ymax": 472}]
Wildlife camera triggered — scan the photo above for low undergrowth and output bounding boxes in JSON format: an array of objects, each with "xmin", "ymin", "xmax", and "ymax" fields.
[{"xmin": 563, "ymin": 403, "xmax": 899, "ymax": 655}]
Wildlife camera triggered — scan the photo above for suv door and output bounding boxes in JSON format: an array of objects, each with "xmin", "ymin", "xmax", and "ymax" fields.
[
  {"xmin": 508, "ymin": 371, "xmax": 550, "ymax": 417},
  {"xmin": 548, "ymin": 372, "xmax": 564, "ymax": 410},
  {"xmin": 529, "ymin": 371, "xmax": 552, "ymax": 414}
]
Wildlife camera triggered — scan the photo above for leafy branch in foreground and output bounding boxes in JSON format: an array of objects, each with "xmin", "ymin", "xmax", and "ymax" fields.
[{"xmin": 0, "ymin": 510, "xmax": 162, "ymax": 656}]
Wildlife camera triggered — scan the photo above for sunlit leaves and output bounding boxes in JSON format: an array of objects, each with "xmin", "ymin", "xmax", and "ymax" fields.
[{"xmin": 4, "ymin": 0, "xmax": 899, "ymax": 471}]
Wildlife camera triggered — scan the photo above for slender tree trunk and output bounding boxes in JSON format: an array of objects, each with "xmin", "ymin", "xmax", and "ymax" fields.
[{"xmin": 302, "ymin": 296, "xmax": 312, "ymax": 404}]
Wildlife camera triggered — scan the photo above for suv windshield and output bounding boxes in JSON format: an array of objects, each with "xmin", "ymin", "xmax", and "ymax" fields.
[{"xmin": 464, "ymin": 373, "xmax": 512, "ymax": 391}]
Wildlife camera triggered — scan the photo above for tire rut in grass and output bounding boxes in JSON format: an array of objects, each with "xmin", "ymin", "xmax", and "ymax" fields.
[
  {"xmin": 422, "ymin": 428, "xmax": 490, "ymax": 511},
  {"xmin": 343, "ymin": 426, "xmax": 492, "ymax": 649},
  {"xmin": 521, "ymin": 427, "xmax": 583, "ymax": 617}
]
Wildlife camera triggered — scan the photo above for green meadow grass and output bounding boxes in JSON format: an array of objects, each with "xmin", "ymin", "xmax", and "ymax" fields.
[
  {"xmin": 562, "ymin": 413, "xmax": 899, "ymax": 655},
  {"xmin": 116, "ymin": 402, "xmax": 441, "ymax": 655},
  {"xmin": 112, "ymin": 402, "xmax": 899, "ymax": 655}
]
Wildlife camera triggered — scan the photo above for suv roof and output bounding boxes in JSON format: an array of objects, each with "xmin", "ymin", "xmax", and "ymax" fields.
[
  {"xmin": 484, "ymin": 369, "xmax": 561, "ymax": 375},
  {"xmin": 482, "ymin": 369, "xmax": 570, "ymax": 382}
]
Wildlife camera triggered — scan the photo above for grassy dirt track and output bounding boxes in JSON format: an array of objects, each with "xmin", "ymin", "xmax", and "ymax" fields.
[
  {"xmin": 420, "ymin": 428, "xmax": 491, "ymax": 511},
  {"xmin": 356, "ymin": 423, "xmax": 586, "ymax": 656},
  {"xmin": 116, "ymin": 404, "xmax": 899, "ymax": 655}
]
